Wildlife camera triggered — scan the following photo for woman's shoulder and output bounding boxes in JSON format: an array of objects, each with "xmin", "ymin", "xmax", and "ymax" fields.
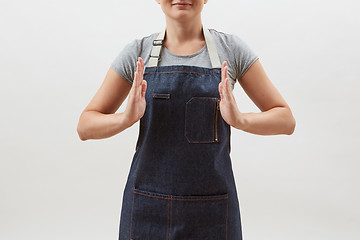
[
  {"xmin": 208, "ymin": 28, "xmax": 249, "ymax": 48},
  {"xmin": 122, "ymin": 32, "xmax": 159, "ymax": 51},
  {"xmin": 209, "ymin": 28, "xmax": 258, "ymax": 60},
  {"xmin": 208, "ymin": 28, "xmax": 234, "ymax": 38},
  {"xmin": 208, "ymin": 28, "xmax": 259, "ymax": 81}
]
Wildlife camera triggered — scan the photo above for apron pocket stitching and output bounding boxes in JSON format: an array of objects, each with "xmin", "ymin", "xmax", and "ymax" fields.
[
  {"xmin": 185, "ymin": 97, "xmax": 220, "ymax": 143},
  {"xmin": 134, "ymin": 187, "xmax": 228, "ymax": 200},
  {"xmin": 134, "ymin": 188, "xmax": 170, "ymax": 199},
  {"xmin": 169, "ymin": 195, "xmax": 172, "ymax": 240},
  {"xmin": 226, "ymin": 195, "xmax": 228, "ymax": 240},
  {"xmin": 131, "ymin": 187, "xmax": 228, "ymax": 239},
  {"xmin": 153, "ymin": 93, "xmax": 170, "ymax": 99},
  {"xmin": 170, "ymin": 193, "xmax": 228, "ymax": 239},
  {"xmin": 131, "ymin": 187, "xmax": 169, "ymax": 239},
  {"xmin": 129, "ymin": 186, "xmax": 135, "ymax": 240},
  {"xmin": 167, "ymin": 196, "xmax": 171, "ymax": 240}
]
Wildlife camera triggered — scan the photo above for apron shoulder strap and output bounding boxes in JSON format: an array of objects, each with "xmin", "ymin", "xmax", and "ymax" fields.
[{"xmin": 203, "ymin": 25, "xmax": 221, "ymax": 68}]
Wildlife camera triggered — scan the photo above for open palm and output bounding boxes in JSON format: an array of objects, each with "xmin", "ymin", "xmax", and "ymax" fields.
[
  {"xmin": 218, "ymin": 61, "xmax": 241, "ymax": 127},
  {"xmin": 124, "ymin": 57, "xmax": 147, "ymax": 126}
]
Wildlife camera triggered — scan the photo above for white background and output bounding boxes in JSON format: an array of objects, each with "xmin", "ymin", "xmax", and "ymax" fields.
[{"xmin": 1, "ymin": 0, "xmax": 359, "ymax": 239}]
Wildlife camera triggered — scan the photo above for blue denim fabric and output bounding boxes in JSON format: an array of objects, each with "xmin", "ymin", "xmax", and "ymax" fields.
[{"xmin": 118, "ymin": 65, "xmax": 243, "ymax": 240}]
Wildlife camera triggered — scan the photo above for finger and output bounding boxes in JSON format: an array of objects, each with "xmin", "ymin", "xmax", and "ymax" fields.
[
  {"xmin": 221, "ymin": 80, "xmax": 227, "ymax": 101},
  {"xmin": 218, "ymin": 81, "xmax": 224, "ymax": 100},
  {"xmin": 224, "ymin": 65, "xmax": 228, "ymax": 82},
  {"xmin": 222, "ymin": 78, "xmax": 230, "ymax": 101},
  {"xmin": 228, "ymin": 79, "xmax": 236, "ymax": 102},
  {"xmin": 137, "ymin": 57, "xmax": 142, "ymax": 81},
  {"xmin": 224, "ymin": 66, "xmax": 229, "ymax": 99},
  {"xmin": 135, "ymin": 60, "xmax": 141, "ymax": 98},
  {"xmin": 139, "ymin": 57, "xmax": 144, "ymax": 78},
  {"xmin": 141, "ymin": 79, "xmax": 147, "ymax": 98},
  {"xmin": 227, "ymin": 77, "xmax": 232, "ymax": 93},
  {"xmin": 221, "ymin": 61, "xmax": 226, "ymax": 83},
  {"xmin": 133, "ymin": 71, "xmax": 138, "ymax": 89},
  {"xmin": 139, "ymin": 58, "xmax": 145, "ymax": 97},
  {"xmin": 130, "ymin": 71, "xmax": 138, "ymax": 99},
  {"xmin": 138, "ymin": 58, "xmax": 145, "ymax": 99},
  {"xmin": 132, "ymin": 63, "xmax": 140, "ymax": 100},
  {"xmin": 134, "ymin": 59, "xmax": 139, "ymax": 86},
  {"xmin": 225, "ymin": 78, "xmax": 232, "ymax": 99}
]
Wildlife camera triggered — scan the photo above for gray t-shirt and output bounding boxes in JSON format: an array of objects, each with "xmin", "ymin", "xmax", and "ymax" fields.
[{"xmin": 110, "ymin": 28, "xmax": 259, "ymax": 90}]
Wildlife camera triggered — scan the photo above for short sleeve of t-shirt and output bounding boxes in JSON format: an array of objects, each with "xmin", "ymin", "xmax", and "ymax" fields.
[
  {"xmin": 218, "ymin": 32, "xmax": 259, "ymax": 81},
  {"xmin": 110, "ymin": 39, "xmax": 141, "ymax": 85}
]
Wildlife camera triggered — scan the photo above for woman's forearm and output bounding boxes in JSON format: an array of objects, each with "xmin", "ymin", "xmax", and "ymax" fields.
[
  {"xmin": 77, "ymin": 110, "xmax": 133, "ymax": 141},
  {"xmin": 234, "ymin": 107, "xmax": 296, "ymax": 135}
]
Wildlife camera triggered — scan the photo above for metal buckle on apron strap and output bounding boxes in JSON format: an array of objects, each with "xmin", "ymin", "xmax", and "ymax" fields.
[
  {"xmin": 149, "ymin": 40, "xmax": 163, "ymax": 62},
  {"xmin": 153, "ymin": 39, "xmax": 163, "ymax": 46},
  {"xmin": 149, "ymin": 53, "xmax": 161, "ymax": 61}
]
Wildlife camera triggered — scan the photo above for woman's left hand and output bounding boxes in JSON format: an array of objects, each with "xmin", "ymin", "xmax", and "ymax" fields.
[{"xmin": 218, "ymin": 61, "xmax": 242, "ymax": 127}]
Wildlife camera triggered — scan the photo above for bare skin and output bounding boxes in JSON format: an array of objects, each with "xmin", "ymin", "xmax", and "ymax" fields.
[{"xmin": 77, "ymin": 0, "xmax": 295, "ymax": 141}]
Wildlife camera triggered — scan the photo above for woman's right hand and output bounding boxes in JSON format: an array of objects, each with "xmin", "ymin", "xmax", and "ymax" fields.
[{"xmin": 124, "ymin": 57, "xmax": 147, "ymax": 127}]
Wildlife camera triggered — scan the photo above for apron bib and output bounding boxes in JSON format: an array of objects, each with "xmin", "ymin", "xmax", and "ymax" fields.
[{"xmin": 118, "ymin": 26, "xmax": 243, "ymax": 240}]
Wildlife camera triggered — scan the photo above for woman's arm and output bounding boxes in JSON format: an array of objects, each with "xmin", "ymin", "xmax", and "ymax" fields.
[
  {"xmin": 76, "ymin": 58, "xmax": 147, "ymax": 141},
  {"xmin": 76, "ymin": 67, "xmax": 132, "ymax": 141},
  {"xmin": 236, "ymin": 59, "xmax": 296, "ymax": 135},
  {"xmin": 219, "ymin": 59, "xmax": 296, "ymax": 135}
]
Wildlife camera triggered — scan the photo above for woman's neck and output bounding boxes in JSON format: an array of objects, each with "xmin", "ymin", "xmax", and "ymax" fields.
[
  {"xmin": 163, "ymin": 17, "xmax": 204, "ymax": 45},
  {"xmin": 162, "ymin": 17, "xmax": 206, "ymax": 55}
]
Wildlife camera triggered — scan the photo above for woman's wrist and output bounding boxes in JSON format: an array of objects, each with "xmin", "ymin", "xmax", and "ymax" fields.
[
  {"xmin": 119, "ymin": 111, "xmax": 135, "ymax": 130},
  {"xmin": 233, "ymin": 111, "xmax": 248, "ymax": 131}
]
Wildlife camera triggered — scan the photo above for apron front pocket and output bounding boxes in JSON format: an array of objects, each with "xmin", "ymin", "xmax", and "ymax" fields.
[
  {"xmin": 130, "ymin": 187, "xmax": 228, "ymax": 240},
  {"xmin": 185, "ymin": 97, "xmax": 221, "ymax": 143},
  {"xmin": 130, "ymin": 188, "xmax": 169, "ymax": 240},
  {"xmin": 170, "ymin": 192, "xmax": 228, "ymax": 240}
]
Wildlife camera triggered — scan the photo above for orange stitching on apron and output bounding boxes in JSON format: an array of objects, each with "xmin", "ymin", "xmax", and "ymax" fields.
[
  {"xmin": 166, "ymin": 197, "xmax": 170, "ymax": 240},
  {"xmin": 184, "ymin": 99, "xmax": 190, "ymax": 143},
  {"xmin": 226, "ymin": 197, "xmax": 228, "ymax": 240},
  {"xmin": 133, "ymin": 191, "xmax": 169, "ymax": 200},
  {"xmin": 130, "ymin": 187, "xmax": 135, "ymax": 239},
  {"xmin": 153, "ymin": 93, "xmax": 171, "ymax": 99},
  {"xmin": 144, "ymin": 70, "xmax": 221, "ymax": 76},
  {"xmin": 213, "ymin": 99, "xmax": 216, "ymax": 141},
  {"xmin": 132, "ymin": 189, "xmax": 228, "ymax": 239},
  {"xmin": 219, "ymin": 106, "xmax": 222, "ymax": 143},
  {"xmin": 134, "ymin": 191, "xmax": 228, "ymax": 200},
  {"xmin": 184, "ymin": 97, "xmax": 219, "ymax": 143},
  {"xmin": 169, "ymin": 195, "xmax": 172, "ymax": 240}
]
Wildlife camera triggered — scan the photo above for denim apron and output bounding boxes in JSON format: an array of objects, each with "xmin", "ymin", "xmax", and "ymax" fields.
[{"xmin": 118, "ymin": 26, "xmax": 243, "ymax": 240}]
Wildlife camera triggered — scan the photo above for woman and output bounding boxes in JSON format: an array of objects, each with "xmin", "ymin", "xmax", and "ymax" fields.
[{"xmin": 77, "ymin": 0, "xmax": 296, "ymax": 239}]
